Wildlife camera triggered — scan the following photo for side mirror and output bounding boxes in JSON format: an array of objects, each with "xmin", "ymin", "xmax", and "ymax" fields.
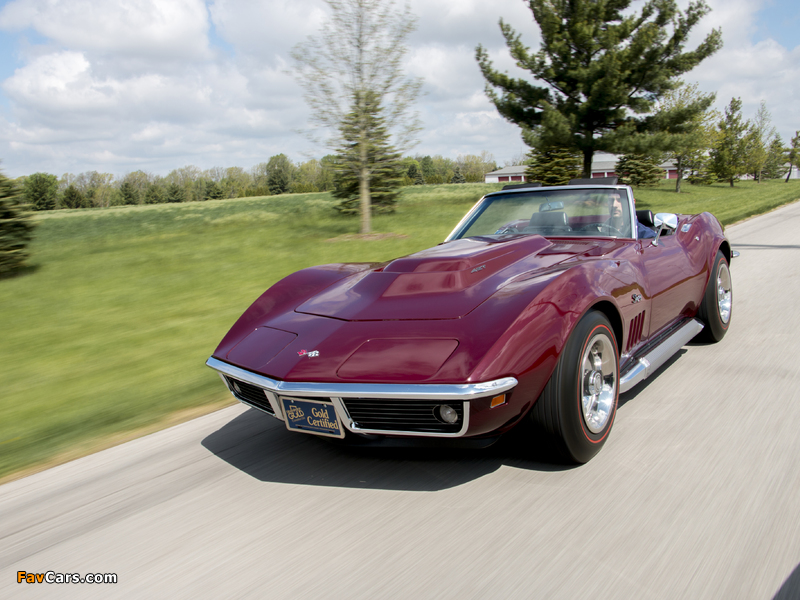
[{"xmin": 651, "ymin": 213, "xmax": 678, "ymax": 246}]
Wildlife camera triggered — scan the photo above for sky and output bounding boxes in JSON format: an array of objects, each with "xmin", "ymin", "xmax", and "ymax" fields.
[{"xmin": 0, "ymin": 0, "xmax": 797, "ymax": 179}]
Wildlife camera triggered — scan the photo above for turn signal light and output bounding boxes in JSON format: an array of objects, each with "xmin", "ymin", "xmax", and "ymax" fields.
[{"xmin": 490, "ymin": 394, "xmax": 507, "ymax": 408}]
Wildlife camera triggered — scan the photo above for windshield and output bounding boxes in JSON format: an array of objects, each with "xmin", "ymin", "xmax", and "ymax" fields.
[{"xmin": 451, "ymin": 188, "xmax": 634, "ymax": 240}]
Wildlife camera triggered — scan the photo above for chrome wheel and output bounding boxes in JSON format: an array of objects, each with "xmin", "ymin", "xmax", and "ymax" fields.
[
  {"xmin": 717, "ymin": 262, "xmax": 732, "ymax": 324},
  {"xmin": 581, "ymin": 333, "xmax": 617, "ymax": 434}
]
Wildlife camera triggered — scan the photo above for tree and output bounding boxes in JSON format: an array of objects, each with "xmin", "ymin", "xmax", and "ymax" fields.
[
  {"xmin": 144, "ymin": 183, "xmax": 165, "ymax": 204},
  {"xmin": 787, "ymin": 131, "xmax": 800, "ymax": 183},
  {"xmin": 743, "ymin": 101, "xmax": 778, "ymax": 183},
  {"xmin": 0, "ymin": 171, "xmax": 36, "ymax": 275},
  {"xmin": 332, "ymin": 90, "xmax": 404, "ymax": 215},
  {"xmin": 61, "ymin": 184, "xmax": 87, "ymax": 209},
  {"xmin": 476, "ymin": 0, "xmax": 722, "ymax": 178},
  {"xmin": 763, "ymin": 136, "xmax": 788, "ymax": 180},
  {"xmin": 653, "ymin": 82, "xmax": 718, "ymax": 192},
  {"xmin": 204, "ymin": 180, "xmax": 224, "ymax": 201},
  {"xmin": 525, "ymin": 145, "xmax": 581, "ymax": 186},
  {"xmin": 291, "ymin": 0, "xmax": 422, "ymax": 233},
  {"xmin": 407, "ymin": 163, "xmax": 424, "ymax": 185},
  {"xmin": 119, "ymin": 181, "xmax": 139, "ymax": 205},
  {"xmin": 266, "ymin": 154, "xmax": 295, "ymax": 195},
  {"xmin": 166, "ymin": 183, "xmax": 186, "ymax": 203},
  {"xmin": 616, "ymin": 154, "xmax": 664, "ymax": 187},
  {"xmin": 710, "ymin": 98, "xmax": 749, "ymax": 187},
  {"xmin": 24, "ymin": 173, "xmax": 58, "ymax": 211},
  {"xmin": 451, "ymin": 166, "xmax": 466, "ymax": 184},
  {"xmin": 419, "ymin": 156, "xmax": 435, "ymax": 181},
  {"xmin": 457, "ymin": 152, "xmax": 497, "ymax": 182}
]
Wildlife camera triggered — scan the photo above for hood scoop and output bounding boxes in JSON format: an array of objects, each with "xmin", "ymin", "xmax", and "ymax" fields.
[{"xmin": 295, "ymin": 236, "xmax": 555, "ymax": 321}]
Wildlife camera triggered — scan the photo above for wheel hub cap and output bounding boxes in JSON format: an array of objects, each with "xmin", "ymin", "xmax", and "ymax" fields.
[
  {"xmin": 581, "ymin": 335, "xmax": 617, "ymax": 434},
  {"xmin": 716, "ymin": 262, "xmax": 732, "ymax": 324}
]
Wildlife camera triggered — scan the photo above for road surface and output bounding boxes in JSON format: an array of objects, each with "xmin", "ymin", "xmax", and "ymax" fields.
[{"xmin": 2, "ymin": 201, "xmax": 800, "ymax": 599}]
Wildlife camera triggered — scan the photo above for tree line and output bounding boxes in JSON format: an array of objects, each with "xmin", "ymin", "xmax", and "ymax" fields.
[
  {"xmin": 15, "ymin": 151, "xmax": 498, "ymax": 212},
  {"xmin": 526, "ymin": 91, "xmax": 800, "ymax": 191}
]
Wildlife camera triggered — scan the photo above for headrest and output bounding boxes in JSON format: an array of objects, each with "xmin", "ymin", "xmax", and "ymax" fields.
[{"xmin": 528, "ymin": 211, "xmax": 569, "ymax": 227}]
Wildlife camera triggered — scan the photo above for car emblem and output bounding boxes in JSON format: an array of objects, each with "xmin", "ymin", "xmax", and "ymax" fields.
[
  {"xmin": 286, "ymin": 405, "xmax": 304, "ymax": 420},
  {"xmin": 471, "ymin": 265, "xmax": 486, "ymax": 273},
  {"xmin": 297, "ymin": 349, "xmax": 320, "ymax": 357},
  {"xmin": 631, "ymin": 293, "xmax": 643, "ymax": 304}
]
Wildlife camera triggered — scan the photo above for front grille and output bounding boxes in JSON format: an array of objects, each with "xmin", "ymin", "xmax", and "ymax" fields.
[
  {"xmin": 342, "ymin": 399, "xmax": 464, "ymax": 434},
  {"xmin": 225, "ymin": 376, "xmax": 275, "ymax": 415}
]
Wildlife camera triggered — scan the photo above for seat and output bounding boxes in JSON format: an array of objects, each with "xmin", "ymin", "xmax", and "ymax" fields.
[
  {"xmin": 524, "ymin": 210, "xmax": 572, "ymax": 235},
  {"xmin": 636, "ymin": 209, "xmax": 654, "ymax": 228}
]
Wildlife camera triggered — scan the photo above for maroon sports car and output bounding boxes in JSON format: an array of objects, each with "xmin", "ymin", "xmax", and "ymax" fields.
[{"xmin": 206, "ymin": 181, "xmax": 733, "ymax": 462}]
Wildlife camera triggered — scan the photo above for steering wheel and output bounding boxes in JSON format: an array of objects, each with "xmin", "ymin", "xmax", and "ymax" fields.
[
  {"xmin": 598, "ymin": 223, "xmax": 623, "ymax": 236},
  {"xmin": 495, "ymin": 225, "xmax": 520, "ymax": 235}
]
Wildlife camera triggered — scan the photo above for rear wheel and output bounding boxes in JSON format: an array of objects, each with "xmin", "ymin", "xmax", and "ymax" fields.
[
  {"xmin": 697, "ymin": 251, "xmax": 732, "ymax": 343},
  {"xmin": 530, "ymin": 311, "xmax": 619, "ymax": 463}
]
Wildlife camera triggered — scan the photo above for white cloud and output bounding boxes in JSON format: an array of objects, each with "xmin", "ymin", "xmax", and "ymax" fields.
[{"xmin": 0, "ymin": 0, "xmax": 212, "ymax": 62}]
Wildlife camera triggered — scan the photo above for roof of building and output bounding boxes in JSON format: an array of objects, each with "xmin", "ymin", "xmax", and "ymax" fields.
[{"xmin": 487, "ymin": 152, "xmax": 676, "ymax": 176}]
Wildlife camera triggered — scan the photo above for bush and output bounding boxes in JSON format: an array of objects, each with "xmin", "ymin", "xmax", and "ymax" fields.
[{"xmin": 0, "ymin": 173, "xmax": 36, "ymax": 275}]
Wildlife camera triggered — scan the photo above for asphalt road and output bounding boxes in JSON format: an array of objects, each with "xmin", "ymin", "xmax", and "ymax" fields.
[{"xmin": 2, "ymin": 200, "xmax": 800, "ymax": 599}]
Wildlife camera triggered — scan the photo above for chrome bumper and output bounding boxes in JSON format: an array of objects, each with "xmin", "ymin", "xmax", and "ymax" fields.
[{"xmin": 206, "ymin": 356, "xmax": 518, "ymax": 438}]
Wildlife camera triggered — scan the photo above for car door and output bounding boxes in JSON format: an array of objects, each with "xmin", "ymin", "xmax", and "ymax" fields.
[{"xmin": 639, "ymin": 221, "xmax": 707, "ymax": 336}]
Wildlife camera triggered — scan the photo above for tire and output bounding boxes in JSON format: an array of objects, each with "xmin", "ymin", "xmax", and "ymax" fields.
[
  {"xmin": 696, "ymin": 251, "xmax": 732, "ymax": 343},
  {"xmin": 530, "ymin": 311, "xmax": 619, "ymax": 464}
]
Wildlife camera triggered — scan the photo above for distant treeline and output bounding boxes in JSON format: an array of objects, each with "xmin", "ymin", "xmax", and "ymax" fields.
[{"xmin": 15, "ymin": 152, "xmax": 500, "ymax": 210}]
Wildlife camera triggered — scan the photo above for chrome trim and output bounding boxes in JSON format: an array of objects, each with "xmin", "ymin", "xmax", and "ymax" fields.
[
  {"xmin": 207, "ymin": 356, "xmax": 515, "ymax": 438},
  {"xmin": 330, "ymin": 397, "xmax": 471, "ymax": 438},
  {"xmin": 732, "ymin": 250, "xmax": 740, "ymax": 259},
  {"xmin": 207, "ymin": 357, "xmax": 517, "ymax": 399},
  {"xmin": 264, "ymin": 390, "xmax": 284, "ymax": 421},
  {"xmin": 651, "ymin": 213, "xmax": 678, "ymax": 247},
  {"xmin": 619, "ymin": 319, "xmax": 704, "ymax": 393},
  {"xmin": 445, "ymin": 184, "xmax": 638, "ymax": 242}
]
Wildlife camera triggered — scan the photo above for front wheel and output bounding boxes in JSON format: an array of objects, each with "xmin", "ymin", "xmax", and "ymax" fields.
[
  {"xmin": 530, "ymin": 311, "xmax": 619, "ymax": 463},
  {"xmin": 696, "ymin": 250, "xmax": 732, "ymax": 343}
]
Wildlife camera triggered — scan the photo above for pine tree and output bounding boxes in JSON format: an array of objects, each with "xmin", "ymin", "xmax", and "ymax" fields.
[
  {"xmin": 476, "ymin": 0, "xmax": 721, "ymax": 177},
  {"xmin": 291, "ymin": 0, "xmax": 422, "ymax": 233},
  {"xmin": 144, "ymin": 183, "xmax": 165, "ymax": 204},
  {"xmin": 786, "ymin": 131, "xmax": 800, "ymax": 183},
  {"xmin": 61, "ymin": 184, "xmax": 87, "ymax": 209},
  {"xmin": 763, "ymin": 136, "xmax": 788, "ymax": 180},
  {"xmin": 653, "ymin": 82, "xmax": 718, "ymax": 192},
  {"xmin": 525, "ymin": 146, "xmax": 581, "ymax": 186},
  {"xmin": 407, "ymin": 163, "xmax": 424, "ymax": 185},
  {"xmin": 119, "ymin": 181, "xmax": 139, "ymax": 205},
  {"xmin": 451, "ymin": 166, "xmax": 466, "ymax": 184},
  {"xmin": 166, "ymin": 183, "xmax": 186, "ymax": 203},
  {"xmin": 616, "ymin": 155, "xmax": 664, "ymax": 187},
  {"xmin": 266, "ymin": 154, "xmax": 294, "ymax": 195},
  {"xmin": 332, "ymin": 90, "xmax": 404, "ymax": 216},
  {"xmin": 419, "ymin": 156, "xmax": 435, "ymax": 180},
  {"xmin": 710, "ymin": 98, "xmax": 749, "ymax": 187},
  {"xmin": 24, "ymin": 173, "xmax": 58, "ymax": 211},
  {"xmin": 204, "ymin": 180, "xmax": 224, "ymax": 201},
  {"xmin": 0, "ymin": 172, "xmax": 36, "ymax": 275}
]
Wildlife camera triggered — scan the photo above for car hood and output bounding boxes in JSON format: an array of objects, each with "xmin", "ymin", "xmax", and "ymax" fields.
[{"xmin": 294, "ymin": 235, "xmax": 612, "ymax": 320}]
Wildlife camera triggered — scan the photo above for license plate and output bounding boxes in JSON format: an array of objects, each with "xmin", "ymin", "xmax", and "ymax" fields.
[{"xmin": 281, "ymin": 397, "xmax": 344, "ymax": 438}]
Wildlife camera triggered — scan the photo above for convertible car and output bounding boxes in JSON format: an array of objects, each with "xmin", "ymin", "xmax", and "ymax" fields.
[{"xmin": 206, "ymin": 180, "xmax": 733, "ymax": 463}]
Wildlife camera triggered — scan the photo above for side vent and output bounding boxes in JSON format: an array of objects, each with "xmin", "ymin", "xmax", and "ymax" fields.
[{"xmin": 627, "ymin": 311, "xmax": 646, "ymax": 351}]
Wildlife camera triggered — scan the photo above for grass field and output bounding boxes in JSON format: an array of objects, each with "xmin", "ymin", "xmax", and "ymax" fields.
[{"xmin": 1, "ymin": 179, "xmax": 798, "ymax": 481}]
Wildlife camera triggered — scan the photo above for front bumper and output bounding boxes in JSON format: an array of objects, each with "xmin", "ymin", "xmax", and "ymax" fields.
[{"xmin": 206, "ymin": 356, "xmax": 518, "ymax": 438}]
